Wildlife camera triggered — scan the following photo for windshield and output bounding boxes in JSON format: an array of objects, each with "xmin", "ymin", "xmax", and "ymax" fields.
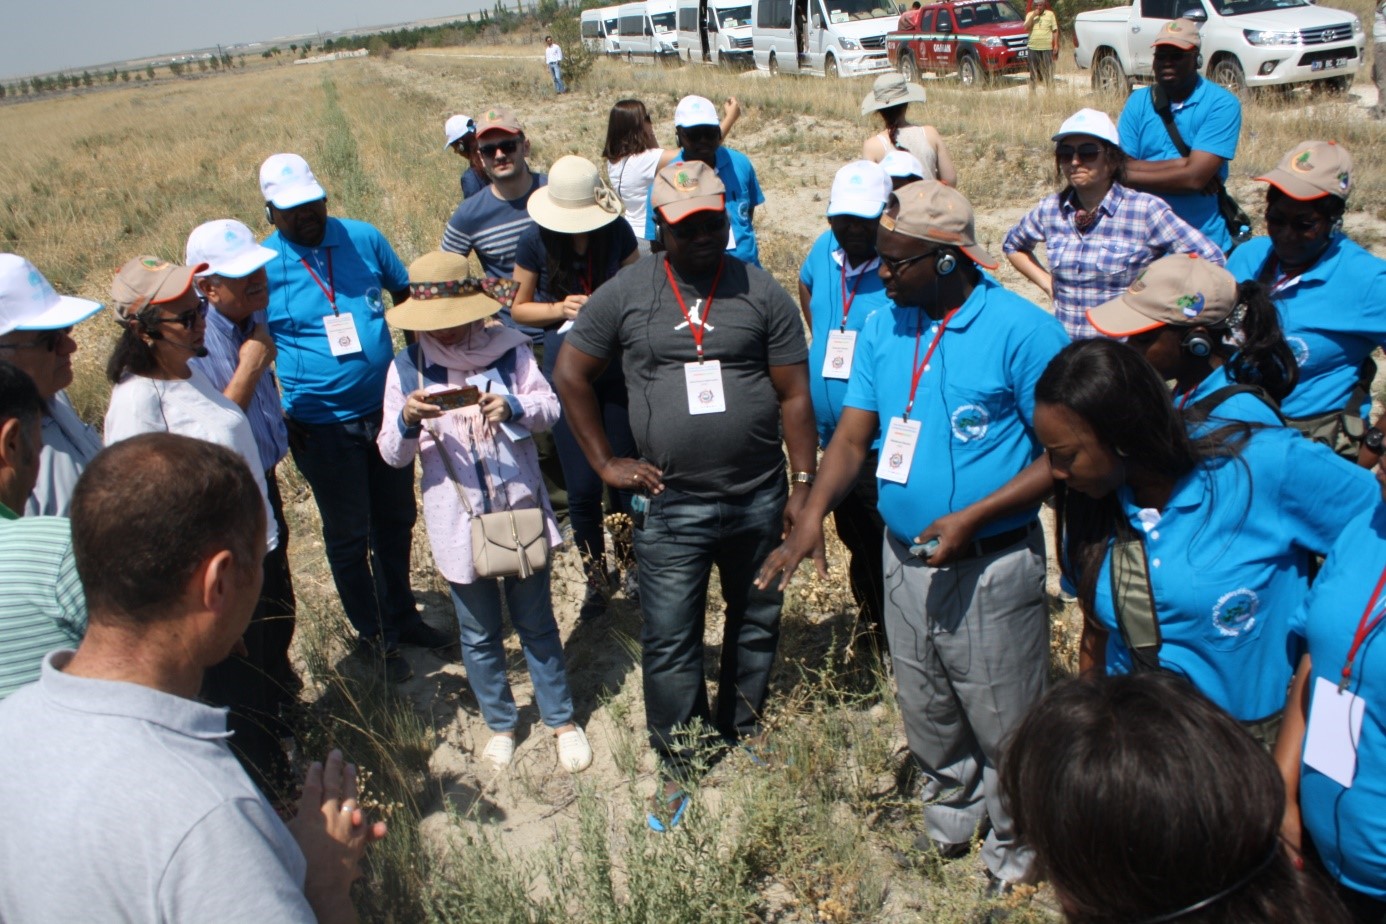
[
  {"xmin": 715, "ymin": 4, "xmax": 752, "ymax": 26},
  {"xmin": 955, "ymin": 1, "xmax": 1023, "ymax": 23},
  {"xmin": 1207, "ymin": 0, "xmax": 1311, "ymax": 14},
  {"xmin": 651, "ymin": 11, "xmax": 676, "ymax": 31},
  {"xmin": 823, "ymin": 0, "xmax": 901, "ymax": 24}
]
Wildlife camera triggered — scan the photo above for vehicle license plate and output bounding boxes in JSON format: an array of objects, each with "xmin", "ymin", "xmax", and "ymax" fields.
[
  {"xmin": 1017, "ymin": 48, "xmax": 1028, "ymax": 59},
  {"xmin": 1312, "ymin": 57, "xmax": 1347, "ymax": 71}
]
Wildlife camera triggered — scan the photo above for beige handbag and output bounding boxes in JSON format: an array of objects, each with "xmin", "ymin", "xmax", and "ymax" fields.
[{"xmin": 418, "ymin": 356, "xmax": 550, "ymax": 580}]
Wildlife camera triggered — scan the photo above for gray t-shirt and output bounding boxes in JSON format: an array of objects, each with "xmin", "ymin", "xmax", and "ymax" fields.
[
  {"xmin": 565, "ymin": 254, "xmax": 807, "ymax": 497},
  {"xmin": 0, "ymin": 651, "xmax": 314, "ymax": 923}
]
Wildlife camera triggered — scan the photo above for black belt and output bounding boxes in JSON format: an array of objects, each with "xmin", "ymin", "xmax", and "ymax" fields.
[{"xmin": 953, "ymin": 522, "xmax": 1038, "ymax": 562}]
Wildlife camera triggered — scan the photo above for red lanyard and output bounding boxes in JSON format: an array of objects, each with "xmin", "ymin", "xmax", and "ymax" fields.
[
  {"xmin": 665, "ymin": 256, "xmax": 723, "ymax": 362},
  {"xmin": 838, "ymin": 259, "xmax": 866, "ymax": 332},
  {"xmin": 1176, "ymin": 386, "xmax": 1197, "ymax": 411},
  {"xmin": 1341, "ymin": 564, "xmax": 1386, "ymax": 691},
  {"xmin": 301, "ymin": 250, "xmax": 336, "ymax": 314},
  {"xmin": 579, "ymin": 251, "xmax": 594, "ymax": 297},
  {"xmin": 903, "ymin": 308, "xmax": 958, "ymax": 421}
]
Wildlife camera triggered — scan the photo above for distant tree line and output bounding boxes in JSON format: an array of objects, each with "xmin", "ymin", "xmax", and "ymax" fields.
[{"xmin": 4, "ymin": 52, "xmax": 250, "ymax": 98}]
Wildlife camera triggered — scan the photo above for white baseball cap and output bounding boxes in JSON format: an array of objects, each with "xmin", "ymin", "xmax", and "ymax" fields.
[
  {"xmin": 880, "ymin": 150, "xmax": 926, "ymax": 181},
  {"xmin": 827, "ymin": 160, "xmax": 892, "ymax": 220},
  {"xmin": 259, "ymin": 153, "xmax": 327, "ymax": 209},
  {"xmin": 443, "ymin": 114, "xmax": 476, "ymax": 149},
  {"xmin": 1052, "ymin": 108, "xmax": 1121, "ymax": 147},
  {"xmin": 186, "ymin": 220, "xmax": 278, "ymax": 279},
  {"xmin": 674, "ymin": 95, "xmax": 719, "ymax": 128},
  {"xmin": 0, "ymin": 254, "xmax": 102, "ymax": 337}
]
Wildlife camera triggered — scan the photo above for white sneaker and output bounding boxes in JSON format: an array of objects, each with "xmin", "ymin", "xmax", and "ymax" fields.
[
  {"xmin": 556, "ymin": 727, "xmax": 593, "ymax": 773},
  {"xmin": 481, "ymin": 733, "xmax": 515, "ymax": 769}
]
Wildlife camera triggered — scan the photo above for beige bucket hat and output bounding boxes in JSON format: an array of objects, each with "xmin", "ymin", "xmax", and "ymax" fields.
[{"xmin": 527, "ymin": 155, "xmax": 624, "ymax": 234}]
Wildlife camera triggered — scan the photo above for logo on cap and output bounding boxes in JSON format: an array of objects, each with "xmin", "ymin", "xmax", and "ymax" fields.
[
  {"xmin": 282, "ymin": 164, "xmax": 295, "ymax": 177},
  {"xmin": 1292, "ymin": 151, "xmax": 1314, "ymax": 173},
  {"xmin": 1178, "ymin": 293, "xmax": 1205, "ymax": 318},
  {"xmin": 142, "ymin": 258, "xmax": 166, "ymax": 270},
  {"xmin": 225, "ymin": 228, "xmax": 240, "ymax": 243},
  {"xmin": 486, "ymin": 110, "xmax": 499, "ymax": 120},
  {"xmin": 1129, "ymin": 271, "xmax": 1148, "ymax": 294},
  {"xmin": 674, "ymin": 170, "xmax": 697, "ymax": 191},
  {"xmin": 1338, "ymin": 171, "xmax": 1350, "ymax": 192}
]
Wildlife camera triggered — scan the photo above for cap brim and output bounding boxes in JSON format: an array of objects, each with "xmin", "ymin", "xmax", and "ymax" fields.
[
  {"xmin": 386, "ymin": 293, "xmax": 499, "ymax": 331},
  {"xmin": 827, "ymin": 198, "xmax": 886, "ymax": 220},
  {"xmin": 12, "ymin": 294, "xmax": 103, "ymax": 331},
  {"xmin": 960, "ymin": 243, "xmax": 999, "ymax": 272},
  {"xmin": 1255, "ymin": 169, "xmax": 1336, "ymax": 201},
  {"xmin": 657, "ymin": 195, "xmax": 726, "ymax": 224},
  {"xmin": 196, "ymin": 244, "xmax": 277, "ymax": 279},
  {"xmin": 1087, "ymin": 296, "xmax": 1166, "ymax": 338},
  {"xmin": 861, "ymin": 85, "xmax": 927, "ymax": 114},
  {"xmin": 528, "ymin": 189, "xmax": 623, "ymax": 234},
  {"xmin": 268, "ymin": 184, "xmax": 326, "ymax": 209},
  {"xmin": 477, "ymin": 126, "xmax": 522, "ymax": 139},
  {"xmin": 149, "ymin": 265, "xmax": 207, "ymax": 305},
  {"xmin": 674, "ymin": 115, "xmax": 720, "ymax": 128},
  {"xmin": 1152, "ymin": 38, "xmax": 1198, "ymax": 50},
  {"xmin": 1051, "ymin": 129, "xmax": 1121, "ymax": 146}
]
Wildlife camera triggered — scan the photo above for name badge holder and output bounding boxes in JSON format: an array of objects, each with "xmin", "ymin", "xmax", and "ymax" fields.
[
  {"xmin": 822, "ymin": 261, "xmax": 866, "ymax": 381},
  {"xmin": 875, "ymin": 308, "xmax": 957, "ymax": 485},
  {"xmin": 303, "ymin": 250, "xmax": 363, "ymax": 357},
  {"xmin": 666, "ymin": 257, "xmax": 726, "ymax": 416}
]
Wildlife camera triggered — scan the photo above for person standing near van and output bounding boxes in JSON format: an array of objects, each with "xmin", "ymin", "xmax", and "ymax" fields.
[{"xmin": 544, "ymin": 36, "xmax": 567, "ymax": 94}]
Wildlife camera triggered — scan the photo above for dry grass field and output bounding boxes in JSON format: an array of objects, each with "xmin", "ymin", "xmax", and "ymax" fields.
[{"xmin": 2, "ymin": 40, "xmax": 1383, "ymax": 922}]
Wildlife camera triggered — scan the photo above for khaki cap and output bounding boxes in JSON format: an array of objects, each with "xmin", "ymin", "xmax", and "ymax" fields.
[
  {"xmin": 1256, "ymin": 140, "xmax": 1352, "ymax": 202},
  {"xmin": 388, "ymin": 251, "xmax": 500, "ymax": 332},
  {"xmin": 474, "ymin": 106, "xmax": 524, "ymax": 138},
  {"xmin": 1087, "ymin": 253, "xmax": 1237, "ymax": 337},
  {"xmin": 879, "ymin": 180, "xmax": 996, "ymax": 269},
  {"xmin": 651, "ymin": 161, "xmax": 726, "ymax": 225},
  {"xmin": 1153, "ymin": 18, "xmax": 1201, "ymax": 50},
  {"xmin": 110, "ymin": 256, "xmax": 207, "ymax": 322}
]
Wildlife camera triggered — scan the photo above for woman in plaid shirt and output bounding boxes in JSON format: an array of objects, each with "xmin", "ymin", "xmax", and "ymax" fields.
[{"xmin": 1004, "ymin": 109, "xmax": 1223, "ymax": 341}]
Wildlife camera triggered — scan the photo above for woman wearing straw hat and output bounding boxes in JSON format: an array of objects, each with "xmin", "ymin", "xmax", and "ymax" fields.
[
  {"xmin": 513, "ymin": 155, "xmax": 640, "ymax": 620},
  {"xmin": 860, "ymin": 73, "xmax": 956, "ymax": 187},
  {"xmin": 378, "ymin": 252, "xmax": 592, "ymax": 773}
]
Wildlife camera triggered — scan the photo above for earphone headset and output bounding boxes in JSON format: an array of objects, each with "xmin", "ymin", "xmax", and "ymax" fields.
[
  {"xmin": 1182, "ymin": 329, "xmax": 1213, "ymax": 358},
  {"xmin": 1196, "ymin": 52, "xmax": 1204, "ymax": 69},
  {"xmin": 934, "ymin": 250, "xmax": 957, "ymax": 276},
  {"xmin": 265, "ymin": 204, "xmax": 274, "ymax": 225}
]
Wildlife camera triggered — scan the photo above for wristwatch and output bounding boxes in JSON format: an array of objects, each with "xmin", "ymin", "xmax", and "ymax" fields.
[
  {"xmin": 791, "ymin": 471, "xmax": 816, "ymax": 486},
  {"xmin": 1364, "ymin": 427, "xmax": 1385, "ymax": 453}
]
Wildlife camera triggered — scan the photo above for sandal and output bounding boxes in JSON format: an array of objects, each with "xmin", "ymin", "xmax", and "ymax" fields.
[{"xmin": 646, "ymin": 786, "xmax": 690, "ymax": 833}]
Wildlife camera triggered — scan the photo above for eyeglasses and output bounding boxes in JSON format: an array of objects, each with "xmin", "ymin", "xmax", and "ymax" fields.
[
  {"xmin": 156, "ymin": 303, "xmax": 207, "ymax": 331},
  {"xmin": 1056, "ymin": 143, "xmax": 1104, "ymax": 164},
  {"xmin": 680, "ymin": 126, "xmax": 721, "ymax": 145},
  {"xmin": 1265, "ymin": 212, "xmax": 1324, "ymax": 234},
  {"xmin": 0, "ymin": 327, "xmax": 71, "ymax": 353},
  {"xmin": 666, "ymin": 214, "xmax": 729, "ymax": 241},
  {"xmin": 879, "ymin": 249, "xmax": 939, "ymax": 276},
  {"xmin": 478, "ymin": 138, "xmax": 522, "ymax": 158}
]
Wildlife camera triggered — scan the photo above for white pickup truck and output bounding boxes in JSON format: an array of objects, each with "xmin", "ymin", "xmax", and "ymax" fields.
[{"xmin": 1073, "ymin": 0, "xmax": 1365, "ymax": 94}]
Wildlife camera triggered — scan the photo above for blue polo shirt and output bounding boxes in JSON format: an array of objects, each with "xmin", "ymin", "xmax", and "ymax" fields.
[
  {"xmin": 1226, "ymin": 234, "xmax": 1386, "ymax": 420},
  {"xmin": 642, "ymin": 147, "xmax": 765, "ymax": 267},
  {"xmin": 1290, "ymin": 503, "xmax": 1386, "ymax": 899},
  {"xmin": 1118, "ymin": 78, "xmax": 1241, "ymax": 252},
  {"xmin": 842, "ymin": 272, "xmax": 1068, "ymax": 544},
  {"xmin": 262, "ymin": 217, "xmax": 410, "ymax": 424},
  {"xmin": 1178, "ymin": 363, "xmax": 1283, "ymax": 433},
  {"xmin": 799, "ymin": 229, "xmax": 890, "ymax": 447},
  {"xmin": 1084, "ymin": 426, "xmax": 1375, "ymax": 721}
]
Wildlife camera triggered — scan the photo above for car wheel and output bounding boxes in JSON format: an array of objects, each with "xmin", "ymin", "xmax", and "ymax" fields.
[
  {"xmin": 825, "ymin": 54, "xmax": 839, "ymax": 78},
  {"xmin": 1210, "ymin": 56, "xmax": 1246, "ymax": 94},
  {"xmin": 768, "ymin": 52, "xmax": 779, "ymax": 75},
  {"xmin": 900, "ymin": 53, "xmax": 920, "ymax": 83},
  {"xmin": 958, "ymin": 53, "xmax": 980, "ymax": 88},
  {"xmin": 1092, "ymin": 51, "xmax": 1128, "ymax": 97}
]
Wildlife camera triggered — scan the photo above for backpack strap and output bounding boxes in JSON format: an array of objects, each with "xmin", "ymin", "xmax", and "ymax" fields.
[
  {"xmin": 1185, "ymin": 383, "xmax": 1284, "ymax": 425},
  {"xmin": 1109, "ymin": 516, "xmax": 1165, "ymax": 673}
]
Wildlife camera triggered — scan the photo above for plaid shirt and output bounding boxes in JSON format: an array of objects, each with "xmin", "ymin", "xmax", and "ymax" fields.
[{"xmin": 1003, "ymin": 182, "xmax": 1224, "ymax": 340}]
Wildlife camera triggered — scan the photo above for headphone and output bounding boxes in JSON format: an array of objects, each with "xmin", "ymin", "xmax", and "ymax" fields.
[
  {"xmin": 264, "ymin": 204, "xmax": 274, "ymax": 225},
  {"xmin": 935, "ymin": 250, "xmax": 957, "ymax": 276},
  {"xmin": 1182, "ymin": 329, "xmax": 1213, "ymax": 358}
]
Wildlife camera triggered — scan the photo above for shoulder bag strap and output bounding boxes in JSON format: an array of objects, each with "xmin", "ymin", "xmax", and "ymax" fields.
[
  {"xmin": 1149, "ymin": 85, "xmax": 1192, "ymax": 158},
  {"xmin": 1185, "ymin": 383, "xmax": 1283, "ymax": 424},
  {"xmin": 1109, "ymin": 516, "xmax": 1165, "ymax": 672}
]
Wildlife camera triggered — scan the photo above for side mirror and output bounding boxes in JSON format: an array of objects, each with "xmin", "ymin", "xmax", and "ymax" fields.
[
  {"xmin": 645, "ymin": 23, "xmax": 653, "ymax": 34},
  {"xmin": 1179, "ymin": 6, "xmax": 1208, "ymax": 21},
  {"xmin": 812, "ymin": 12, "xmax": 823, "ymax": 27}
]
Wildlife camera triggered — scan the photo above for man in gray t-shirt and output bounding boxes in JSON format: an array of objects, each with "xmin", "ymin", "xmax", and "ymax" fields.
[{"xmin": 556, "ymin": 162, "xmax": 818, "ymax": 828}]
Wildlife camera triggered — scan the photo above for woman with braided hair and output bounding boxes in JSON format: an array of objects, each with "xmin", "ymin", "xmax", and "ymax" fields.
[{"xmin": 860, "ymin": 72, "xmax": 956, "ymax": 187}]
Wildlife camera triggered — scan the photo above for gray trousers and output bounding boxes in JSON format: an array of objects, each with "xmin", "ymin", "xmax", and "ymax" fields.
[{"xmin": 883, "ymin": 527, "xmax": 1047, "ymax": 884}]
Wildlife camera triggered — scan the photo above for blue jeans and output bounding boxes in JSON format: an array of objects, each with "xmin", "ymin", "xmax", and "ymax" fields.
[
  {"xmin": 552, "ymin": 374, "xmax": 636, "ymax": 581},
  {"xmin": 287, "ymin": 411, "xmax": 419, "ymax": 649},
  {"xmin": 450, "ymin": 571, "xmax": 575, "ymax": 731},
  {"xmin": 634, "ymin": 478, "xmax": 787, "ymax": 777},
  {"xmin": 549, "ymin": 62, "xmax": 566, "ymax": 93}
]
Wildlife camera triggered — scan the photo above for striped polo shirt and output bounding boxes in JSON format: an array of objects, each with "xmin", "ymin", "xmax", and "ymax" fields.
[{"xmin": 0, "ymin": 503, "xmax": 86, "ymax": 701}]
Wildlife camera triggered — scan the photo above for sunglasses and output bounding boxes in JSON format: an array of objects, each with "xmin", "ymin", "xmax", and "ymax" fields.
[
  {"xmin": 1056, "ymin": 143, "xmax": 1104, "ymax": 164},
  {"xmin": 478, "ymin": 138, "xmax": 522, "ymax": 158},
  {"xmin": 666, "ymin": 214, "xmax": 729, "ymax": 241},
  {"xmin": 1265, "ymin": 212, "xmax": 1323, "ymax": 234},
  {"xmin": 879, "ymin": 249, "xmax": 940, "ymax": 276},
  {"xmin": 0, "ymin": 326, "xmax": 72, "ymax": 353},
  {"xmin": 156, "ymin": 303, "xmax": 207, "ymax": 331},
  {"xmin": 680, "ymin": 126, "xmax": 721, "ymax": 145}
]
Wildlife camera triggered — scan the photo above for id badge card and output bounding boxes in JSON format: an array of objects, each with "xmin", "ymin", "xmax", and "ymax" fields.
[
  {"xmin": 876, "ymin": 417, "xmax": 921, "ymax": 484},
  {"xmin": 822, "ymin": 330, "xmax": 857, "ymax": 380},
  {"xmin": 684, "ymin": 360, "xmax": 727, "ymax": 415},
  {"xmin": 323, "ymin": 313, "xmax": 363, "ymax": 357},
  {"xmin": 1304, "ymin": 676, "xmax": 1366, "ymax": 788}
]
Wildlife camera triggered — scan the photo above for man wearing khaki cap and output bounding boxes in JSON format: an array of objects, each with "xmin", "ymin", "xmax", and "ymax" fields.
[
  {"xmin": 759, "ymin": 181, "xmax": 1067, "ymax": 897},
  {"xmin": 555, "ymin": 161, "xmax": 816, "ymax": 830},
  {"xmin": 1117, "ymin": 18, "xmax": 1243, "ymax": 253}
]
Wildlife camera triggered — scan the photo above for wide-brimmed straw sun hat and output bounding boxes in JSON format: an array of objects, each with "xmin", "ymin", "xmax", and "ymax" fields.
[
  {"xmin": 388, "ymin": 251, "xmax": 500, "ymax": 332},
  {"xmin": 526, "ymin": 155, "xmax": 624, "ymax": 234},
  {"xmin": 861, "ymin": 73, "xmax": 926, "ymax": 115}
]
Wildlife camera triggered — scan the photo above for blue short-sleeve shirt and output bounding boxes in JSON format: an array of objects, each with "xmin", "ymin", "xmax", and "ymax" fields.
[
  {"xmin": 1227, "ymin": 234, "xmax": 1386, "ymax": 419},
  {"xmin": 1083, "ymin": 427, "xmax": 1375, "ymax": 720},
  {"xmin": 842, "ymin": 272, "xmax": 1068, "ymax": 543},
  {"xmin": 263, "ymin": 217, "xmax": 410, "ymax": 424},
  {"xmin": 1289, "ymin": 503, "xmax": 1386, "ymax": 899},
  {"xmin": 799, "ymin": 229, "xmax": 890, "ymax": 447},
  {"xmin": 1118, "ymin": 79, "xmax": 1242, "ymax": 252},
  {"xmin": 643, "ymin": 147, "xmax": 766, "ymax": 267}
]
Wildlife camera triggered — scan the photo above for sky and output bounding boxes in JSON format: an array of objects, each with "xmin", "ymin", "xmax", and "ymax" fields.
[{"xmin": 1, "ymin": 0, "xmax": 497, "ymax": 80}]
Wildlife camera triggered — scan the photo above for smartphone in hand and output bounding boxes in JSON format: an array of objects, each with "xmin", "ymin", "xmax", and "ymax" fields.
[{"xmin": 429, "ymin": 386, "xmax": 482, "ymax": 411}]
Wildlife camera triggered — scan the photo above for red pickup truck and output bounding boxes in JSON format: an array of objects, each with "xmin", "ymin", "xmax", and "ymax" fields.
[{"xmin": 884, "ymin": 0, "xmax": 1031, "ymax": 87}]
